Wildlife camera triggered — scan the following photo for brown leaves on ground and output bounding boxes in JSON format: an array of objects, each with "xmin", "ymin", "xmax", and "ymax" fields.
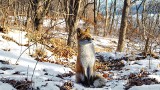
[
  {"xmin": 95, "ymin": 46, "xmax": 113, "ymax": 52},
  {"xmin": 56, "ymin": 71, "xmax": 74, "ymax": 79},
  {"xmin": 0, "ymin": 60, "xmax": 9, "ymax": 64},
  {"xmin": 95, "ymin": 60, "xmax": 125, "ymax": 71},
  {"xmin": 59, "ymin": 81, "xmax": 74, "ymax": 90},
  {"xmin": 125, "ymin": 69, "xmax": 160, "ymax": 90},
  {"xmin": 0, "ymin": 78, "xmax": 33, "ymax": 90},
  {"xmin": 32, "ymin": 49, "xmax": 47, "ymax": 58}
]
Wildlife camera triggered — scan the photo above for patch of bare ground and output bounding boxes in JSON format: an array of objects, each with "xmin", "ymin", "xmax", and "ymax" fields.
[
  {"xmin": 0, "ymin": 60, "xmax": 9, "ymax": 64},
  {"xmin": 95, "ymin": 60, "xmax": 125, "ymax": 72},
  {"xmin": 56, "ymin": 71, "xmax": 74, "ymax": 79},
  {"xmin": 124, "ymin": 70, "xmax": 160, "ymax": 90},
  {"xmin": 0, "ymin": 67, "xmax": 13, "ymax": 71},
  {"xmin": 0, "ymin": 78, "xmax": 33, "ymax": 90},
  {"xmin": 57, "ymin": 81, "xmax": 74, "ymax": 90}
]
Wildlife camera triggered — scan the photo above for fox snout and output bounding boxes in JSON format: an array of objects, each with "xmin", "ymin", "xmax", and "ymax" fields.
[{"xmin": 84, "ymin": 37, "xmax": 93, "ymax": 41}]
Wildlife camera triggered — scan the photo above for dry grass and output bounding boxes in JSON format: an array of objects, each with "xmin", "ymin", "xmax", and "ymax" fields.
[
  {"xmin": 31, "ymin": 48, "xmax": 47, "ymax": 58},
  {"xmin": 95, "ymin": 46, "xmax": 113, "ymax": 52},
  {"xmin": 26, "ymin": 30, "xmax": 46, "ymax": 43},
  {"xmin": 26, "ymin": 29, "xmax": 76, "ymax": 60},
  {"xmin": 50, "ymin": 38, "xmax": 77, "ymax": 59}
]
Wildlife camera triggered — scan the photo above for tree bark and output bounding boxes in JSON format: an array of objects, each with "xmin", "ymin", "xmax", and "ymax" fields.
[
  {"xmin": 32, "ymin": 0, "xmax": 51, "ymax": 31},
  {"xmin": 109, "ymin": 0, "xmax": 116, "ymax": 35},
  {"xmin": 94, "ymin": 0, "xmax": 97, "ymax": 35},
  {"xmin": 117, "ymin": 0, "xmax": 130, "ymax": 52},
  {"xmin": 144, "ymin": 37, "xmax": 150, "ymax": 55},
  {"xmin": 104, "ymin": 0, "xmax": 108, "ymax": 37},
  {"xmin": 67, "ymin": 0, "xmax": 82, "ymax": 47}
]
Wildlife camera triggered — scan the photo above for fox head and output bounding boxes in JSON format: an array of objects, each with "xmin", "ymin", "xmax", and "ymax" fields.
[{"xmin": 77, "ymin": 27, "xmax": 93, "ymax": 42}]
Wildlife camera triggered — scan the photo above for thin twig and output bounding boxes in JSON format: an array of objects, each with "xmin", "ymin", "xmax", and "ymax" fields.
[
  {"xmin": 31, "ymin": 59, "xmax": 39, "ymax": 86},
  {"xmin": 15, "ymin": 42, "xmax": 36, "ymax": 65},
  {"xmin": 27, "ymin": 65, "xmax": 29, "ymax": 81}
]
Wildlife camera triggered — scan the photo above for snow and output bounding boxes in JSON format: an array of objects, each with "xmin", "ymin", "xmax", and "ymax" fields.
[
  {"xmin": 0, "ymin": 29, "xmax": 159, "ymax": 90},
  {"xmin": 148, "ymin": 75, "xmax": 160, "ymax": 82},
  {"xmin": 0, "ymin": 82, "xmax": 16, "ymax": 90},
  {"xmin": 43, "ymin": 18, "xmax": 86, "ymax": 29},
  {"xmin": 0, "ymin": 30, "xmax": 72, "ymax": 90},
  {"xmin": 43, "ymin": 19, "xmax": 66, "ymax": 28},
  {"xmin": 7, "ymin": 30, "xmax": 28, "ymax": 45},
  {"xmin": 96, "ymin": 52, "xmax": 126, "ymax": 61},
  {"xmin": 129, "ymin": 84, "xmax": 160, "ymax": 90}
]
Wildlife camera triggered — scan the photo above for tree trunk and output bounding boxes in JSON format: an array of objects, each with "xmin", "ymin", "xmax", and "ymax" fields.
[
  {"xmin": 135, "ymin": 0, "xmax": 144, "ymax": 28},
  {"xmin": 32, "ymin": 0, "xmax": 51, "ymax": 31},
  {"xmin": 109, "ymin": 0, "xmax": 116, "ymax": 35},
  {"xmin": 94, "ymin": 0, "xmax": 97, "ymax": 35},
  {"xmin": 117, "ymin": 0, "xmax": 130, "ymax": 52},
  {"xmin": 144, "ymin": 37, "xmax": 149, "ymax": 55},
  {"xmin": 34, "ymin": 0, "xmax": 43, "ymax": 31},
  {"xmin": 104, "ymin": 0, "xmax": 108, "ymax": 37},
  {"xmin": 67, "ymin": 0, "xmax": 81, "ymax": 47},
  {"xmin": 142, "ymin": 0, "xmax": 147, "ymax": 39}
]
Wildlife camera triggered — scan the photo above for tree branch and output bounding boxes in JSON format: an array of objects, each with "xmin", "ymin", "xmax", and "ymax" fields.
[
  {"xmin": 136, "ymin": 0, "xmax": 145, "ymax": 10},
  {"xmin": 82, "ymin": 2, "xmax": 94, "ymax": 16}
]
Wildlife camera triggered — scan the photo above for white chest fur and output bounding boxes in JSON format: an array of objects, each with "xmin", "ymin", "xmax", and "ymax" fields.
[{"xmin": 79, "ymin": 41, "xmax": 96, "ymax": 68}]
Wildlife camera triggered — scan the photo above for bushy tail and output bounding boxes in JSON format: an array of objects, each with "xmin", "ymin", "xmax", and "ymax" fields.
[
  {"xmin": 83, "ymin": 70, "xmax": 106, "ymax": 87},
  {"xmin": 80, "ymin": 66, "xmax": 106, "ymax": 87},
  {"xmin": 92, "ymin": 74, "xmax": 106, "ymax": 88}
]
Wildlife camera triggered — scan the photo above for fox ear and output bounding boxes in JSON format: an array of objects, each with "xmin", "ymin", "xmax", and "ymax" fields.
[
  {"xmin": 77, "ymin": 28, "xmax": 82, "ymax": 37},
  {"xmin": 85, "ymin": 27, "xmax": 90, "ymax": 33}
]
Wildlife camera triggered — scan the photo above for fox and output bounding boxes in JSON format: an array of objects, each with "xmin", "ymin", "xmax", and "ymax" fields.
[
  {"xmin": 76, "ymin": 27, "xmax": 95, "ymax": 86},
  {"xmin": 76, "ymin": 27, "xmax": 106, "ymax": 87}
]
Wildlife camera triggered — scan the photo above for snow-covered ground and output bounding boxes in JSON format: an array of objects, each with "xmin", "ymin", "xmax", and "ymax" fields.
[{"xmin": 0, "ymin": 30, "xmax": 159, "ymax": 90}]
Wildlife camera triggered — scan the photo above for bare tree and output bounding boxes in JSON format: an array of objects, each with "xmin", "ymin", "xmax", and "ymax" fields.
[
  {"xmin": 0, "ymin": 0, "xmax": 12, "ymax": 33},
  {"xmin": 142, "ymin": 0, "xmax": 160, "ymax": 55},
  {"xmin": 117, "ymin": 0, "xmax": 131, "ymax": 52},
  {"xmin": 109, "ymin": 0, "xmax": 116, "ymax": 35},
  {"xmin": 94, "ymin": 0, "xmax": 97, "ymax": 35},
  {"xmin": 30, "ymin": 0, "xmax": 51, "ymax": 31},
  {"xmin": 63, "ymin": 0, "xmax": 82, "ymax": 47},
  {"xmin": 103, "ymin": 0, "xmax": 108, "ymax": 36},
  {"xmin": 117, "ymin": 0, "xmax": 138, "ymax": 52}
]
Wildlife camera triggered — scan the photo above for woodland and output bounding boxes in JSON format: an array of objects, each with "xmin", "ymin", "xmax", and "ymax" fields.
[{"xmin": 0, "ymin": 0, "xmax": 159, "ymax": 90}]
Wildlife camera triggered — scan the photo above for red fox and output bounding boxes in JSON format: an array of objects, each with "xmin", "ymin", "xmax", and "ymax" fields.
[
  {"xmin": 76, "ymin": 27, "xmax": 95, "ymax": 86},
  {"xmin": 76, "ymin": 28, "xmax": 106, "ymax": 87}
]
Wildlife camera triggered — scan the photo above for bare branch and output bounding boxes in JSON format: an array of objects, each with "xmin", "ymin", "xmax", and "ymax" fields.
[
  {"xmin": 136, "ymin": 0, "xmax": 145, "ymax": 10},
  {"xmin": 82, "ymin": 2, "xmax": 94, "ymax": 15}
]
